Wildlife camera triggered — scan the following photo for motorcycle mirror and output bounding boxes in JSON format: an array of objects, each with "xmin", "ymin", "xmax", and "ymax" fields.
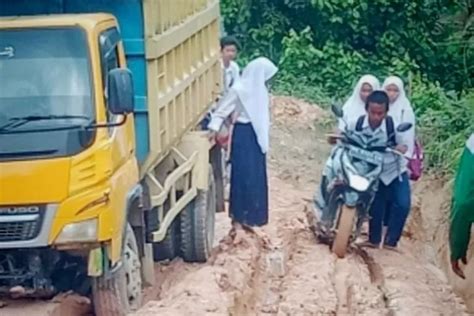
[
  {"xmin": 331, "ymin": 103, "xmax": 344, "ymax": 118},
  {"xmin": 396, "ymin": 122, "xmax": 413, "ymax": 132}
]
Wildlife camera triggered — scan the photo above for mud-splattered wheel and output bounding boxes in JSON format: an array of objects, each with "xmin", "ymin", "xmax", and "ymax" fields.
[
  {"xmin": 92, "ymin": 224, "xmax": 143, "ymax": 316},
  {"xmin": 179, "ymin": 167, "xmax": 216, "ymax": 262},
  {"xmin": 152, "ymin": 213, "xmax": 180, "ymax": 262},
  {"xmin": 210, "ymin": 145, "xmax": 226, "ymax": 213},
  {"xmin": 331, "ymin": 205, "xmax": 356, "ymax": 258}
]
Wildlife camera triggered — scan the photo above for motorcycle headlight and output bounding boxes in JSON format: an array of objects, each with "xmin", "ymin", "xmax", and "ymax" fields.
[{"xmin": 347, "ymin": 173, "xmax": 370, "ymax": 192}]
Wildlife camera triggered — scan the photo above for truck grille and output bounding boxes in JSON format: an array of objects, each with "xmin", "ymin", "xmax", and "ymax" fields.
[{"xmin": 0, "ymin": 206, "xmax": 45, "ymax": 242}]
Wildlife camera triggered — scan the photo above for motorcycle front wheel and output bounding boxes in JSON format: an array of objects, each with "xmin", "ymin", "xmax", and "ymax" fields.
[{"xmin": 331, "ymin": 204, "xmax": 356, "ymax": 258}]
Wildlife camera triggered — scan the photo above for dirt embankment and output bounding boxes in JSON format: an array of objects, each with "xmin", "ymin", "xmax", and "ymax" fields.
[{"xmin": 411, "ymin": 178, "xmax": 474, "ymax": 313}]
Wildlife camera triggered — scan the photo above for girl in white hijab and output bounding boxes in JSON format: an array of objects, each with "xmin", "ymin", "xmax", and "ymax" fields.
[
  {"xmin": 379, "ymin": 76, "xmax": 417, "ymax": 245},
  {"xmin": 338, "ymin": 74, "xmax": 381, "ymax": 130},
  {"xmin": 383, "ymin": 76, "xmax": 416, "ymax": 158},
  {"xmin": 317, "ymin": 75, "xmax": 380, "ymax": 212},
  {"xmin": 208, "ymin": 57, "xmax": 278, "ymax": 228}
]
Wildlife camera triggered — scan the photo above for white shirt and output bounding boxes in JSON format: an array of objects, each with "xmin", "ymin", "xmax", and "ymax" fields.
[
  {"xmin": 222, "ymin": 60, "xmax": 240, "ymax": 94},
  {"xmin": 388, "ymin": 103, "xmax": 416, "ymax": 159},
  {"xmin": 346, "ymin": 116, "xmax": 410, "ymax": 185},
  {"xmin": 209, "ymin": 57, "xmax": 278, "ymax": 153},
  {"xmin": 207, "ymin": 89, "xmax": 251, "ymax": 132},
  {"xmin": 208, "ymin": 60, "xmax": 240, "ymax": 113}
]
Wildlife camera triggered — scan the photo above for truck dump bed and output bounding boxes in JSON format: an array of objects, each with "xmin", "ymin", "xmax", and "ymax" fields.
[{"xmin": 0, "ymin": 0, "xmax": 222, "ymax": 176}]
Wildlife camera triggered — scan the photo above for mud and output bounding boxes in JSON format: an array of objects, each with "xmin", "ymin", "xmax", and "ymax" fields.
[
  {"xmin": 2, "ymin": 96, "xmax": 469, "ymax": 315},
  {"xmin": 0, "ymin": 292, "xmax": 92, "ymax": 316},
  {"xmin": 411, "ymin": 178, "xmax": 474, "ymax": 313},
  {"xmin": 133, "ymin": 96, "xmax": 467, "ymax": 316}
]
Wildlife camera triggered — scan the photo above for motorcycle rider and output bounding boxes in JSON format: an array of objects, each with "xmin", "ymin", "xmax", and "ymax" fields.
[
  {"xmin": 357, "ymin": 92, "xmax": 411, "ymax": 250},
  {"xmin": 315, "ymin": 91, "xmax": 410, "ymax": 245},
  {"xmin": 315, "ymin": 75, "xmax": 380, "ymax": 213}
]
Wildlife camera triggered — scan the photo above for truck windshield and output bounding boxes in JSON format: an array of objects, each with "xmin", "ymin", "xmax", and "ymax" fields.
[
  {"xmin": 0, "ymin": 27, "xmax": 93, "ymax": 124},
  {"xmin": 0, "ymin": 27, "xmax": 95, "ymax": 161}
]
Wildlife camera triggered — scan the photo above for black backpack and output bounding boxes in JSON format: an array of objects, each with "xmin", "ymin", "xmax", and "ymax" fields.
[{"xmin": 355, "ymin": 115, "xmax": 396, "ymax": 147}]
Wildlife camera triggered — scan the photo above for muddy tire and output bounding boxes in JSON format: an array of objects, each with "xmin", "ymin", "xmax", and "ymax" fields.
[
  {"xmin": 211, "ymin": 146, "xmax": 226, "ymax": 213},
  {"xmin": 92, "ymin": 224, "xmax": 143, "ymax": 316},
  {"xmin": 152, "ymin": 217, "xmax": 180, "ymax": 262},
  {"xmin": 180, "ymin": 168, "xmax": 216, "ymax": 262},
  {"xmin": 331, "ymin": 205, "xmax": 356, "ymax": 258}
]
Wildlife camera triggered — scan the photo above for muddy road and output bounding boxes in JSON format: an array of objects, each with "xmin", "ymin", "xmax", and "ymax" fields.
[
  {"xmin": 1, "ymin": 97, "xmax": 468, "ymax": 315},
  {"xmin": 133, "ymin": 97, "xmax": 467, "ymax": 316}
]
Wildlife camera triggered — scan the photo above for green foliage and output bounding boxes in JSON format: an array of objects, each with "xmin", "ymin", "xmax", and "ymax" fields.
[
  {"xmin": 273, "ymin": 77, "xmax": 331, "ymax": 107},
  {"xmin": 280, "ymin": 28, "xmax": 365, "ymax": 97},
  {"xmin": 221, "ymin": 0, "xmax": 474, "ymax": 174},
  {"xmin": 417, "ymin": 90, "xmax": 474, "ymax": 174}
]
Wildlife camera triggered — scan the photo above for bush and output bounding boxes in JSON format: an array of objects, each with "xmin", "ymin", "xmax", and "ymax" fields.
[
  {"xmin": 418, "ymin": 89, "xmax": 474, "ymax": 174},
  {"xmin": 221, "ymin": 0, "xmax": 474, "ymax": 175}
]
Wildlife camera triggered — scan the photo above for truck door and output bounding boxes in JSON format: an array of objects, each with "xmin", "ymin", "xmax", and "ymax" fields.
[{"xmin": 98, "ymin": 25, "xmax": 139, "ymax": 253}]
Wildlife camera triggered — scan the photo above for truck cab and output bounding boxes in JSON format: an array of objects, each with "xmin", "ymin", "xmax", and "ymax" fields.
[{"xmin": 0, "ymin": 1, "xmax": 222, "ymax": 315}]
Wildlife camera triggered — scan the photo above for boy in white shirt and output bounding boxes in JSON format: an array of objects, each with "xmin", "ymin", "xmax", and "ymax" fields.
[
  {"xmin": 318, "ymin": 91, "xmax": 411, "ymax": 250},
  {"xmin": 220, "ymin": 36, "xmax": 240, "ymax": 94},
  {"xmin": 202, "ymin": 36, "xmax": 241, "ymax": 207},
  {"xmin": 218, "ymin": 36, "xmax": 240, "ymax": 201}
]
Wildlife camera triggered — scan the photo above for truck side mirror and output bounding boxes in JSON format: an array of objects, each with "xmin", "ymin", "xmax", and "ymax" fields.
[{"xmin": 108, "ymin": 68, "xmax": 134, "ymax": 115}]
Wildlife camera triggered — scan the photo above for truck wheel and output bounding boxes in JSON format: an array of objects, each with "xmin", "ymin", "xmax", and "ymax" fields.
[
  {"xmin": 331, "ymin": 205, "xmax": 355, "ymax": 258},
  {"xmin": 180, "ymin": 168, "xmax": 216, "ymax": 262},
  {"xmin": 152, "ymin": 218, "xmax": 180, "ymax": 261},
  {"xmin": 92, "ymin": 224, "xmax": 143, "ymax": 316},
  {"xmin": 211, "ymin": 146, "xmax": 226, "ymax": 213}
]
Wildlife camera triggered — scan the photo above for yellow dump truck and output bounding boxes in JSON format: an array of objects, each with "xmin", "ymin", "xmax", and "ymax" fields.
[{"xmin": 0, "ymin": 1, "xmax": 223, "ymax": 315}]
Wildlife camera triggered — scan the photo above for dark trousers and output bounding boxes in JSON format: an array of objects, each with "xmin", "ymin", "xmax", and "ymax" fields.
[{"xmin": 369, "ymin": 173, "xmax": 411, "ymax": 247}]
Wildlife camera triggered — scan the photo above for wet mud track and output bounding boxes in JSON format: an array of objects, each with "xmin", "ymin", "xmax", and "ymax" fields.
[
  {"xmin": 134, "ymin": 97, "xmax": 467, "ymax": 315},
  {"xmin": 1, "ymin": 97, "xmax": 467, "ymax": 315}
]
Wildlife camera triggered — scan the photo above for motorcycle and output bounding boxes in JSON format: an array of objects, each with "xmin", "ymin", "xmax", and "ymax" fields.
[{"xmin": 313, "ymin": 104, "xmax": 412, "ymax": 258}]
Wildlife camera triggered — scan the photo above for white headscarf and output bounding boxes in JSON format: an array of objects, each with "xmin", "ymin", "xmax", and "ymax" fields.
[
  {"xmin": 339, "ymin": 75, "xmax": 380, "ymax": 129},
  {"xmin": 383, "ymin": 76, "xmax": 416, "ymax": 157},
  {"xmin": 233, "ymin": 57, "xmax": 278, "ymax": 153}
]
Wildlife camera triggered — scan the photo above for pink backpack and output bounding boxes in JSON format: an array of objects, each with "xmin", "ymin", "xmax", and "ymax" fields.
[{"xmin": 408, "ymin": 139, "xmax": 424, "ymax": 181}]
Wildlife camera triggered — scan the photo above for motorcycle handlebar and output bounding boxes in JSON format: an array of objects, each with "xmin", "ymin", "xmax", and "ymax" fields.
[{"xmin": 325, "ymin": 134, "xmax": 405, "ymax": 157}]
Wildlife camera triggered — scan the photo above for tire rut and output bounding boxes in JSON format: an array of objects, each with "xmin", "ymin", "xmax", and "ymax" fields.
[
  {"xmin": 133, "ymin": 97, "xmax": 466, "ymax": 315},
  {"xmin": 353, "ymin": 246, "xmax": 394, "ymax": 315},
  {"xmin": 236, "ymin": 199, "xmax": 391, "ymax": 316}
]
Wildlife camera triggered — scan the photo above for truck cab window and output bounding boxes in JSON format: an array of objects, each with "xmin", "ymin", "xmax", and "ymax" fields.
[{"xmin": 99, "ymin": 28, "xmax": 121, "ymax": 127}]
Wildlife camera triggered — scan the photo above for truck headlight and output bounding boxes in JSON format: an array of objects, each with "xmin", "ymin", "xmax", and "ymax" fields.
[
  {"xmin": 347, "ymin": 173, "xmax": 370, "ymax": 192},
  {"xmin": 55, "ymin": 218, "xmax": 98, "ymax": 244}
]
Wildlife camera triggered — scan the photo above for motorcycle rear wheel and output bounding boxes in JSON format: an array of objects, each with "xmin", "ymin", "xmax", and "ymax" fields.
[{"xmin": 331, "ymin": 205, "xmax": 356, "ymax": 258}]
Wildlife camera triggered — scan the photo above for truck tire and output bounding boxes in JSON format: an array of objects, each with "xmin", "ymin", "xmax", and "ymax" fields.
[
  {"xmin": 152, "ymin": 218, "xmax": 180, "ymax": 261},
  {"xmin": 211, "ymin": 146, "xmax": 226, "ymax": 213},
  {"xmin": 92, "ymin": 224, "xmax": 143, "ymax": 316},
  {"xmin": 331, "ymin": 205, "xmax": 355, "ymax": 258},
  {"xmin": 179, "ymin": 168, "xmax": 216, "ymax": 262}
]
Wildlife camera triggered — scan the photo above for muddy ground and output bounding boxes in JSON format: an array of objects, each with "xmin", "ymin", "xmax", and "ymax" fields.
[
  {"xmin": 133, "ymin": 96, "xmax": 468, "ymax": 316},
  {"xmin": 411, "ymin": 179, "xmax": 474, "ymax": 312},
  {"xmin": 1, "ymin": 96, "xmax": 470, "ymax": 315}
]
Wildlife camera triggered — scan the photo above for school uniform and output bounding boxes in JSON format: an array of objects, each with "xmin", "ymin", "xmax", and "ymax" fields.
[
  {"xmin": 382, "ymin": 77, "xmax": 416, "ymax": 228},
  {"xmin": 208, "ymin": 57, "xmax": 278, "ymax": 227},
  {"xmin": 348, "ymin": 116, "xmax": 412, "ymax": 248},
  {"xmin": 201, "ymin": 60, "xmax": 240, "ymax": 129}
]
